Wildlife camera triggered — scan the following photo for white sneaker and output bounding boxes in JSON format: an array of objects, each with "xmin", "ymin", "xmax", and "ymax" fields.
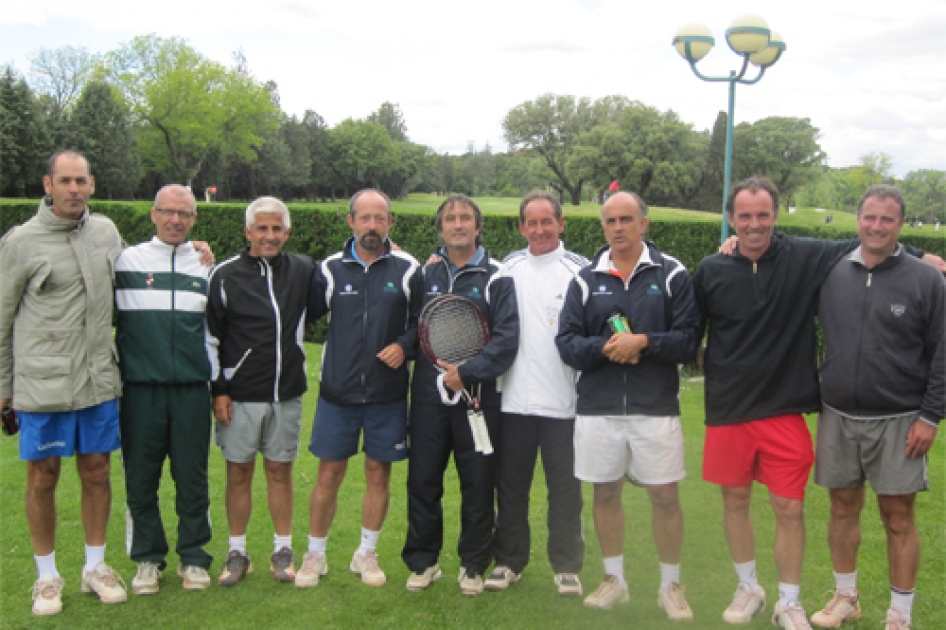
[
  {"xmin": 884, "ymin": 607, "xmax": 912, "ymax": 630},
  {"xmin": 350, "ymin": 549, "xmax": 386, "ymax": 586},
  {"xmin": 131, "ymin": 562, "xmax": 162, "ymax": 595},
  {"xmin": 31, "ymin": 575, "xmax": 64, "ymax": 616},
  {"xmin": 773, "ymin": 601, "xmax": 813, "ymax": 630},
  {"xmin": 458, "ymin": 567, "xmax": 484, "ymax": 597},
  {"xmin": 178, "ymin": 565, "xmax": 211, "ymax": 591},
  {"xmin": 810, "ymin": 590, "xmax": 860, "ymax": 627},
  {"xmin": 583, "ymin": 575, "xmax": 630, "ymax": 609},
  {"xmin": 484, "ymin": 565, "xmax": 520, "ymax": 591},
  {"xmin": 406, "ymin": 564, "xmax": 442, "ymax": 591},
  {"xmin": 81, "ymin": 562, "xmax": 128, "ymax": 604},
  {"xmin": 658, "ymin": 582, "xmax": 694, "ymax": 620},
  {"xmin": 294, "ymin": 551, "xmax": 328, "ymax": 588},
  {"xmin": 723, "ymin": 583, "xmax": 765, "ymax": 623},
  {"xmin": 555, "ymin": 573, "xmax": 583, "ymax": 596}
]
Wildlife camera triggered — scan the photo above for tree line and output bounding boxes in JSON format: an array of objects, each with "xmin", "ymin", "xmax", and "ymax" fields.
[{"xmin": 2, "ymin": 36, "xmax": 943, "ymax": 221}]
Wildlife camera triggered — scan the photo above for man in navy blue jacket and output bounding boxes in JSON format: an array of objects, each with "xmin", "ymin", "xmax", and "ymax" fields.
[
  {"xmin": 295, "ymin": 189, "xmax": 421, "ymax": 589},
  {"xmin": 556, "ymin": 191, "xmax": 701, "ymax": 620}
]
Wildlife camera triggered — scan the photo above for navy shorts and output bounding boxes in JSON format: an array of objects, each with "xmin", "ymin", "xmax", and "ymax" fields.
[
  {"xmin": 309, "ymin": 396, "xmax": 408, "ymax": 462},
  {"xmin": 19, "ymin": 399, "xmax": 121, "ymax": 460}
]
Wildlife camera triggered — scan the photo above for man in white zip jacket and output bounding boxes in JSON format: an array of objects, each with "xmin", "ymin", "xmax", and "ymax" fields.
[{"xmin": 484, "ymin": 191, "xmax": 587, "ymax": 597}]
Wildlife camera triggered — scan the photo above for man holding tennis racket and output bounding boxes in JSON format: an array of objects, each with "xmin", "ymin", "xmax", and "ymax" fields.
[
  {"xmin": 296, "ymin": 189, "xmax": 421, "ymax": 589},
  {"xmin": 556, "ymin": 191, "xmax": 701, "ymax": 620},
  {"xmin": 401, "ymin": 194, "xmax": 519, "ymax": 597},
  {"xmin": 485, "ymin": 191, "xmax": 587, "ymax": 597}
]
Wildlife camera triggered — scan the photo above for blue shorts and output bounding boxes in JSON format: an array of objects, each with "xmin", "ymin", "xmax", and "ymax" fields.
[
  {"xmin": 309, "ymin": 396, "xmax": 408, "ymax": 462},
  {"xmin": 19, "ymin": 399, "xmax": 121, "ymax": 460}
]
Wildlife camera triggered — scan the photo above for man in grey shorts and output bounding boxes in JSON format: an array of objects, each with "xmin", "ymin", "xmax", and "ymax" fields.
[
  {"xmin": 205, "ymin": 197, "xmax": 316, "ymax": 587},
  {"xmin": 810, "ymin": 185, "xmax": 944, "ymax": 630}
]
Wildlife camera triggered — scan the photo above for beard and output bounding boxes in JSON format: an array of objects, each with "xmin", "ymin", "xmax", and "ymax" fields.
[{"xmin": 359, "ymin": 231, "xmax": 383, "ymax": 251}]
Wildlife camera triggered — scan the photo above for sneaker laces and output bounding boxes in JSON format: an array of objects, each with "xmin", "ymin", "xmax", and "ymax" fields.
[
  {"xmin": 91, "ymin": 565, "xmax": 125, "ymax": 589},
  {"xmin": 664, "ymin": 584, "xmax": 688, "ymax": 609},
  {"xmin": 884, "ymin": 608, "xmax": 910, "ymax": 629},
  {"xmin": 362, "ymin": 550, "xmax": 381, "ymax": 573},
  {"xmin": 273, "ymin": 547, "xmax": 293, "ymax": 567},
  {"xmin": 301, "ymin": 551, "xmax": 323, "ymax": 572},
  {"xmin": 137, "ymin": 562, "xmax": 161, "ymax": 580},
  {"xmin": 31, "ymin": 576, "xmax": 64, "ymax": 599},
  {"xmin": 592, "ymin": 576, "xmax": 619, "ymax": 597},
  {"xmin": 730, "ymin": 584, "xmax": 759, "ymax": 611},
  {"xmin": 559, "ymin": 573, "xmax": 578, "ymax": 585},
  {"xmin": 781, "ymin": 602, "xmax": 809, "ymax": 628}
]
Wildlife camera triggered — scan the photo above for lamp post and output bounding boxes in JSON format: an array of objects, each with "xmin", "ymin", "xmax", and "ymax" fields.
[{"xmin": 672, "ymin": 15, "xmax": 786, "ymax": 242}]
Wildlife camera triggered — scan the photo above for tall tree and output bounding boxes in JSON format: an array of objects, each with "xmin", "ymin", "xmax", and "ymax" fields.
[
  {"xmin": 68, "ymin": 80, "xmax": 141, "ymax": 199},
  {"xmin": 0, "ymin": 67, "xmax": 48, "ymax": 197},
  {"xmin": 732, "ymin": 116, "xmax": 826, "ymax": 209},
  {"xmin": 325, "ymin": 119, "xmax": 396, "ymax": 195},
  {"xmin": 29, "ymin": 46, "xmax": 98, "ymax": 111},
  {"xmin": 368, "ymin": 102, "xmax": 409, "ymax": 142},
  {"xmin": 900, "ymin": 169, "xmax": 946, "ymax": 222},
  {"xmin": 502, "ymin": 94, "xmax": 596, "ymax": 205},
  {"xmin": 104, "ymin": 35, "xmax": 278, "ymax": 187},
  {"xmin": 697, "ymin": 111, "xmax": 727, "ymax": 213}
]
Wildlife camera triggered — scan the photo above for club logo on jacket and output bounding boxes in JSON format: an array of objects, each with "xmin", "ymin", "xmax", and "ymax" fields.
[
  {"xmin": 648, "ymin": 284, "xmax": 662, "ymax": 295},
  {"xmin": 467, "ymin": 286, "xmax": 482, "ymax": 299},
  {"xmin": 145, "ymin": 274, "xmax": 154, "ymax": 287},
  {"xmin": 593, "ymin": 284, "xmax": 613, "ymax": 296},
  {"xmin": 383, "ymin": 281, "xmax": 398, "ymax": 293},
  {"xmin": 340, "ymin": 283, "xmax": 358, "ymax": 296},
  {"xmin": 890, "ymin": 304, "xmax": 906, "ymax": 317}
]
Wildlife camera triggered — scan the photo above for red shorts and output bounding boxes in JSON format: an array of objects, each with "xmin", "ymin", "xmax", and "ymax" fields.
[{"xmin": 702, "ymin": 413, "xmax": 815, "ymax": 500}]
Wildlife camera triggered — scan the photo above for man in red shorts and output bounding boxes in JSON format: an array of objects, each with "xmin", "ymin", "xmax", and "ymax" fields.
[{"xmin": 693, "ymin": 177, "xmax": 944, "ymax": 630}]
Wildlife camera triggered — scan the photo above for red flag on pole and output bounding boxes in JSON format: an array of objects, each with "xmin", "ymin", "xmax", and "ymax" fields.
[{"xmin": 608, "ymin": 180, "xmax": 619, "ymax": 192}]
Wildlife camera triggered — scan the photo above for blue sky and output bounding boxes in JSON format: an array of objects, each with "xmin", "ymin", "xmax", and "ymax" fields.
[{"xmin": 2, "ymin": 0, "xmax": 944, "ymax": 177}]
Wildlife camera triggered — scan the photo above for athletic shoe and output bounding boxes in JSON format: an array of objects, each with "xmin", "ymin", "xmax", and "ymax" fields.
[
  {"xmin": 484, "ymin": 565, "xmax": 520, "ymax": 591},
  {"xmin": 723, "ymin": 584, "xmax": 766, "ymax": 623},
  {"xmin": 773, "ymin": 601, "xmax": 813, "ymax": 630},
  {"xmin": 810, "ymin": 591, "xmax": 861, "ymax": 627},
  {"xmin": 583, "ymin": 575, "xmax": 630, "ymax": 609},
  {"xmin": 270, "ymin": 547, "xmax": 296, "ymax": 582},
  {"xmin": 81, "ymin": 562, "xmax": 128, "ymax": 603},
  {"xmin": 131, "ymin": 562, "xmax": 162, "ymax": 595},
  {"xmin": 350, "ymin": 549, "xmax": 386, "ymax": 586},
  {"xmin": 458, "ymin": 568, "xmax": 484, "ymax": 597},
  {"xmin": 658, "ymin": 582, "xmax": 694, "ymax": 620},
  {"xmin": 178, "ymin": 565, "xmax": 211, "ymax": 591},
  {"xmin": 31, "ymin": 576, "xmax": 64, "ymax": 616},
  {"xmin": 884, "ymin": 608, "xmax": 911, "ymax": 630},
  {"xmin": 555, "ymin": 573, "xmax": 583, "ymax": 597},
  {"xmin": 294, "ymin": 551, "xmax": 328, "ymax": 588},
  {"xmin": 406, "ymin": 564, "xmax": 442, "ymax": 591},
  {"xmin": 218, "ymin": 551, "xmax": 252, "ymax": 586}
]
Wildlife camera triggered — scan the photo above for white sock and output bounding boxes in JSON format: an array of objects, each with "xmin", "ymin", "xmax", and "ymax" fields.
[
  {"xmin": 35, "ymin": 552, "xmax": 60, "ymax": 579},
  {"xmin": 274, "ymin": 534, "xmax": 292, "ymax": 554},
  {"xmin": 890, "ymin": 587, "xmax": 914, "ymax": 622},
  {"xmin": 603, "ymin": 556, "xmax": 625, "ymax": 585},
  {"xmin": 734, "ymin": 560, "xmax": 760, "ymax": 590},
  {"xmin": 834, "ymin": 570, "xmax": 857, "ymax": 596},
  {"xmin": 778, "ymin": 582, "xmax": 801, "ymax": 606},
  {"xmin": 229, "ymin": 535, "xmax": 247, "ymax": 555},
  {"xmin": 660, "ymin": 563, "xmax": 681, "ymax": 590},
  {"xmin": 308, "ymin": 536, "xmax": 327, "ymax": 554},
  {"xmin": 358, "ymin": 528, "xmax": 381, "ymax": 554},
  {"xmin": 84, "ymin": 544, "xmax": 105, "ymax": 573}
]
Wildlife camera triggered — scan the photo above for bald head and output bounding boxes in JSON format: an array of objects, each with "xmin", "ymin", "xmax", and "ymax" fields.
[{"xmin": 152, "ymin": 184, "xmax": 198, "ymax": 245}]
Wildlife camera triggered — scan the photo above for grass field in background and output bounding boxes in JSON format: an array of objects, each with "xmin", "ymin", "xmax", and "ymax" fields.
[{"xmin": 1, "ymin": 343, "xmax": 943, "ymax": 629}]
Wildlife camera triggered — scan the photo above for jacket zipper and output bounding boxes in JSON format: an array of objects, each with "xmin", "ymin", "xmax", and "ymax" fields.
[
  {"xmin": 171, "ymin": 245, "xmax": 177, "ymax": 382},
  {"xmin": 852, "ymin": 271, "xmax": 872, "ymax": 410},
  {"xmin": 752, "ymin": 261, "xmax": 764, "ymax": 304},
  {"xmin": 262, "ymin": 259, "xmax": 283, "ymax": 402}
]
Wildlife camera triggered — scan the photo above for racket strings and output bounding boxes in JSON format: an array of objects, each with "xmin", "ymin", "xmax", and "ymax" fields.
[{"xmin": 420, "ymin": 296, "xmax": 489, "ymax": 365}]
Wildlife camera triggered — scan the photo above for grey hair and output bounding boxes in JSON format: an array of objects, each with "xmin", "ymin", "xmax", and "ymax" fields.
[
  {"xmin": 154, "ymin": 184, "xmax": 196, "ymax": 213},
  {"xmin": 246, "ymin": 196, "xmax": 291, "ymax": 229}
]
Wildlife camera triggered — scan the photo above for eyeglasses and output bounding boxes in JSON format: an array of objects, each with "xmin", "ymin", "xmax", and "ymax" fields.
[{"xmin": 154, "ymin": 208, "xmax": 197, "ymax": 219}]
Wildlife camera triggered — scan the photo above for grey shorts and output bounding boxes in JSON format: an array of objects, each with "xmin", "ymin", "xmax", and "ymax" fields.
[
  {"xmin": 215, "ymin": 397, "xmax": 303, "ymax": 463},
  {"xmin": 814, "ymin": 405, "xmax": 929, "ymax": 495}
]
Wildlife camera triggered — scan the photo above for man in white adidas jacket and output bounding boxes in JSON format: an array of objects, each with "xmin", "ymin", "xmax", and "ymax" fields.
[{"xmin": 484, "ymin": 191, "xmax": 587, "ymax": 597}]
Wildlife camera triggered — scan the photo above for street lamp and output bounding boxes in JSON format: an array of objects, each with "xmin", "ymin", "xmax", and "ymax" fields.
[{"xmin": 673, "ymin": 15, "xmax": 786, "ymax": 241}]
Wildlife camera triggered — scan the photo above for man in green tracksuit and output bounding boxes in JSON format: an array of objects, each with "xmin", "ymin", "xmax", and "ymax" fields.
[{"xmin": 115, "ymin": 184, "xmax": 214, "ymax": 595}]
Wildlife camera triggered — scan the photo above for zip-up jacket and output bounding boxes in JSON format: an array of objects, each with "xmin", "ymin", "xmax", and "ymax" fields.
[
  {"xmin": 694, "ymin": 233, "xmax": 925, "ymax": 426},
  {"xmin": 0, "ymin": 198, "xmax": 123, "ymax": 412},
  {"xmin": 819, "ymin": 245, "xmax": 945, "ymax": 425},
  {"xmin": 205, "ymin": 249, "xmax": 315, "ymax": 403},
  {"xmin": 499, "ymin": 243, "xmax": 588, "ymax": 419},
  {"xmin": 405, "ymin": 247, "xmax": 519, "ymax": 408},
  {"xmin": 556, "ymin": 241, "xmax": 700, "ymax": 416},
  {"xmin": 309, "ymin": 238, "xmax": 421, "ymax": 405},
  {"xmin": 115, "ymin": 237, "xmax": 212, "ymax": 384}
]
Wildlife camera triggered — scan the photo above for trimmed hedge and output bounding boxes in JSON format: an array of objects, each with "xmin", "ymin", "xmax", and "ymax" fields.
[{"xmin": 3, "ymin": 200, "xmax": 942, "ymax": 269}]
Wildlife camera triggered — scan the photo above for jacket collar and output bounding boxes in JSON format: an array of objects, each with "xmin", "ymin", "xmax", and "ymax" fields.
[
  {"xmin": 341, "ymin": 236, "xmax": 393, "ymax": 265},
  {"xmin": 36, "ymin": 196, "xmax": 89, "ymax": 232},
  {"xmin": 591, "ymin": 241, "xmax": 659, "ymax": 275}
]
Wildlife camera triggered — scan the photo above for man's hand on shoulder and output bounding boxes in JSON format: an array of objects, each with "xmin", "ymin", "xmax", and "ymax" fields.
[
  {"xmin": 718, "ymin": 235, "xmax": 739, "ymax": 256},
  {"xmin": 193, "ymin": 240, "xmax": 215, "ymax": 266},
  {"xmin": 906, "ymin": 419, "xmax": 938, "ymax": 458},
  {"xmin": 920, "ymin": 253, "xmax": 946, "ymax": 274}
]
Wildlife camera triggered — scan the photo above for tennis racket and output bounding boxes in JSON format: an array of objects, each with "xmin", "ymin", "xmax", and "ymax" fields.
[{"xmin": 419, "ymin": 295, "xmax": 493, "ymax": 454}]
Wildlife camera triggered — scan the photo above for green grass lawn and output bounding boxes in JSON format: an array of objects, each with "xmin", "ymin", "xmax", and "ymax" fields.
[{"xmin": 1, "ymin": 347, "xmax": 943, "ymax": 629}]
